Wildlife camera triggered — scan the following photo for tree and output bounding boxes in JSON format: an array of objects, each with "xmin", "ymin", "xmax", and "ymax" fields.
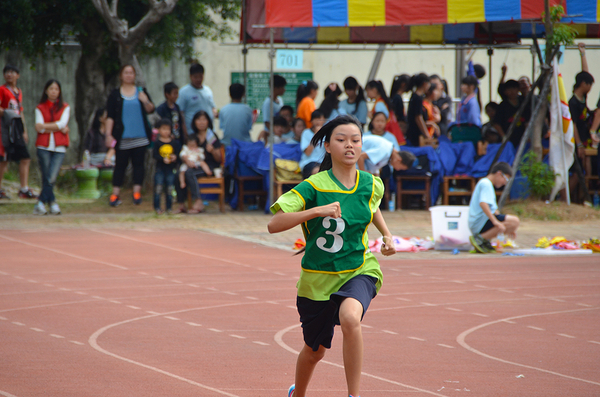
[{"xmin": 0, "ymin": 0, "xmax": 240, "ymax": 159}]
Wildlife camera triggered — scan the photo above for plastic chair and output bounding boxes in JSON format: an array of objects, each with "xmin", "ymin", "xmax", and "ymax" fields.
[{"xmin": 449, "ymin": 123, "xmax": 482, "ymax": 148}]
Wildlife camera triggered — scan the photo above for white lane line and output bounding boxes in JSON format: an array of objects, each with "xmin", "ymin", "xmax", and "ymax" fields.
[
  {"xmin": 361, "ymin": 324, "xmax": 373, "ymax": 328},
  {"xmin": 588, "ymin": 340, "xmax": 600, "ymax": 345},
  {"xmin": 92, "ymin": 296, "xmax": 104, "ymax": 300},
  {"xmin": 438, "ymin": 344, "xmax": 455, "ymax": 349},
  {"xmin": 409, "ymin": 273, "xmax": 423, "ymax": 276},
  {"xmin": 70, "ymin": 340, "xmax": 85, "ymax": 345},
  {"xmin": 0, "ymin": 270, "xmax": 7, "ymax": 275},
  {"xmin": 146, "ymin": 311, "xmax": 160, "ymax": 315},
  {"xmin": 154, "ymin": 276, "xmax": 165, "ymax": 280},
  {"xmin": 109, "ymin": 300, "xmax": 122, "ymax": 304},
  {"xmin": 421, "ymin": 302, "xmax": 436, "ymax": 306},
  {"xmin": 287, "ymin": 306, "xmax": 296, "ymax": 310},
  {"xmin": 430, "ymin": 276, "xmax": 444, "ymax": 280},
  {"xmin": 577, "ymin": 303, "xmax": 592, "ymax": 307},
  {"xmin": 59, "ymin": 288, "xmax": 71, "ymax": 291},
  {"xmin": 209, "ymin": 328, "xmax": 222, "ymax": 333},
  {"xmin": 164, "ymin": 316, "xmax": 180, "ymax": 321},
  {"xmin": 502, "ymin": 320, "xmax": 516, "ymax": 324},
  {"xmin": 550, "ymin": 298, "xmax": 566, "ymax": 302},
  {"xmin": 127, "ymin": 306, "xmax": 141, "ymax": 310},
  {"xmin": 257, "ymin": 268, "xmax": 267, "ymax": 272},
  {"xmin": 28, "ymin": 279, "xmax": 38, "ymax": 283},
  {"xmin": 267, "ymin": 301, "xmax": 278, "ymax": 305},
  {"xmin": 30, "ymin": 327, "xmax": 44, "ymax": 332},
  {"xmin": 457, "ymin": 307, "xmax": 600, "ymax": 387},
  {"xmin": 0, "ymin": 389, "xmax": 19, "ymax": 397},
  {"xmin": 229, "ymin": 334, "xmax": 246, "ymax": 339},
  {"xmin": 206, "ymin": 287, "xmax": 218, "ymax": 291},
  {"xmin": 253, "ymin": 341, "xmax": 269, "ymax": 346},
  {"xmin": 0, "ymin": 234, "xmax": 128, "ymax": 270},
  {"xmin": 274, "ymin": 272, "xmax": 286, "ymax": 276},
  {"xmin": 223, "ymin": 291, "xmax": 237, "ymax": 296},
  {"xmin": 446, "ymin": 308, "xmax": 462, "ymax": 312},
  {"xmin": 382, "ymin": 330, "xmax": 398, "ymax": 335},
  {"xmin": 44, "ymin": 284, "xmax": 54, "ymax": 287},
  {"xmin": 527, "ymin": 326, "xmax": 545, "ymax": 331},
  {"xmin": 246, "ymin": 296, "xmax": 258, "ymax": 300},
  {"xmin": 275, "ymin": 324, "xmax": 448, "ymax": 397},
  {"xmin": 524, "ymin": 294, "xmax": 538, "ymax": 298},
  {"xmin": 396, "ymin": 298, "xmax": 411, "ymax": 302},
  {"xmin": 408, "ymin": 337, "xmax": 426, "ymax": 342},
  {"xmin": 0, "ymin": 316, "xmax": 6, "ymax": 320},
  {"xmin": 75, "ymin": 291, "xmax": 87, "ymax": 295},
  {"xmin": 171, "ymin": 280, "xmax": 183, "ymax": 284},
  {"xmin": 13, "ymin": 276, "xmax": 24, "ymax": 280},
  {"xmin": 188, "ymin": 284, "xmax": 199, "ymax": 288},
  {"xmin": 472, "ymin": 313, "xmax": 489, "ymax": 317},
  {"xmin": 12, "ymin": 322, "xmax": 25, "ymax": 326},
  {"xmin": 498, "ymin": 289, "xmax": 514, "ymax": 293},
  {"xmin": 186, "ymin": 322, "xmax": 202, "ymax": 327},
  {"xmin": 138, "ymin": 272, "xmax": 148, "ymax": 275},
  {"xmin": 50, "ymin": 334, "xmax": 65, "ymax": 339},
  {"xmin": 557, "ymin": 333, "xmax": 576, "ymax": 339},
  {"xmin": 452, "ymin": 280, "xmax": 466, "ymax": 284}
]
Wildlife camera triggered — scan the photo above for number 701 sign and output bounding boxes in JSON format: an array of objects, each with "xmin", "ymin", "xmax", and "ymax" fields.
[{"xmin": 276, "ymin": 49, "xmax": 303, "ymax": 70}]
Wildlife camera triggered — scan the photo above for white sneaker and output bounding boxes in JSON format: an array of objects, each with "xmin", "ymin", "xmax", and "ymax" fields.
[
  {"xmin": 33, "ymin": 201, "xmax": 48, "ymax": 215},
  {"xmin": 49, "ymin": 202, "xmax": 61, "ymax": 215}
]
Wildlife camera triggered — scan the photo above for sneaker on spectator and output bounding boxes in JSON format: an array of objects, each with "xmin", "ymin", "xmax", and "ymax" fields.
[
  {"xmin": 49, "ymin": 202, "xmax": 61, "ymax": 215},
  {"xmin": 469, "ymin": 234, "xmax": 488, "ymax": 254},
  {"xmin": 33, "ymin": 201, "xmax": 48, "ymax": 215},
  {"xmin": 0, "ymin": 189, "xmax": 10, "ymax": 199},
  {"xmin": 481, "ymin": 239, "xmax": 496, "ymax": 253},
  {"xmin": 109, "ymin": 194, "xmax": 122, "ymax": 207},
  {"xmin": 19, "ymin": 189, "xmax": 38, "ymax": 199},
  {"xmin": 133, "ymin": 192, "xmax": 142, "ymax": 205}
]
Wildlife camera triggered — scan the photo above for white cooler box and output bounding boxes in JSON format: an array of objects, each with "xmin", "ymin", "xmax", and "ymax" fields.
[{"xmin": 429, "ymin": 205, "xmax": 473, "ymax": 251}]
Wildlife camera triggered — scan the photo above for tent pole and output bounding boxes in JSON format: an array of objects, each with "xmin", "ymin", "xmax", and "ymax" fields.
[
  {"xmin": 242, "ymin": 0, "xmax": 248, "ymax": 104},
  {"xmin": 488, "ymin": 48, "xmax": 493, "ymax": 103},
  {"xmin": 268, "ymin": 28, "xmax": 275, "ymax": 207},
  {"xmin": 366, "ymin": 44, "xmax": 385, "ymax": 83},
  {"xmin": 455, "ymin": 46, "xmax": 466, "ymax": 98}
]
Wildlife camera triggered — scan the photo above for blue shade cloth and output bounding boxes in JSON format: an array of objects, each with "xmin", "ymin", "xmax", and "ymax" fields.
[
  {"xmin": 437, "ymin": 135, "xmax": 458, "ymax": 175},
  {"xmin": 470, "ymin": 142, "xmax": 516, "ymax": 178},
  {"xmin": 398, "ymin": 145, "xmax": 444, "ymax": 205},
  {"xmin": 564, "ymin": 0, "xmax": 597, "ymax": 23},
  {"xmin": 283, "ymin": 27, "xmax": 317, "ymax": 43},
  {"xmin": 484, "ymin": 0, "xmax": 521, "ymax": 21},
  {"xmin": 225, "ymin": 139, "xmax": 268, "ymax": 209},
  {"xmin": 312, "ymin": 0, "xmax": 347, "ymax": 26},
  {"xmin": 444, "ymin": 24, "xmax": 475, "ymax": 44},
  {"xmin": 436, "ymin": 135, "xmax": 476, "ymax": 176}
]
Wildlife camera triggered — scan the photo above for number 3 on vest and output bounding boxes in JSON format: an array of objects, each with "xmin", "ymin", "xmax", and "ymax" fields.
[{"xmin": 316, "ymin": 216, "xmax": 345, "ymax": 253}]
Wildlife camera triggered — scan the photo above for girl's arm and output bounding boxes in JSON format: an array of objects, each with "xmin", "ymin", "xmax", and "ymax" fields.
[
  {"xmin": 416, "ymin": 114, "xmax": 430, "ymax": 138},
  {"xmin": 268, "ymin": 202, "xmax": 341, "ymax": 234},
  {"xmin": 36, "ymin": 105, "xmax": 70, "ymax": 132},
  {"xmin": 372, "ymin": 208, "xmax": 396, "ymax": 256}
]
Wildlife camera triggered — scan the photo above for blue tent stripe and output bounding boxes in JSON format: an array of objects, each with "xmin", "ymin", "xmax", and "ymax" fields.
[
  {"xmin": 484, "ymin": 0, "xmax": 521, "ymax": 21},
  {"xmin": 564, "ymin": 0, "xmax": 597, "ymax": 23},
  {"xmin": 312, "ymin": 0, "xmax": 348, "ymax": 27}
]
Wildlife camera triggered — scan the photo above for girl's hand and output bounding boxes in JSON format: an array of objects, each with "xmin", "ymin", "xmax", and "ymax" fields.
[
  {"xmin": 318, "ymin": 202, "xmax": 341, "ymax": 219},
  {"xmin": 164, "ymin": 157, "xmax": 171, "ymax": 164},
  {"xmin": 381, "ymin": 236, "xmax": 396, "ymax": 256},
  {"xmin": 169, "ymin": 154, "xmax": 177, "ymax": 162}
]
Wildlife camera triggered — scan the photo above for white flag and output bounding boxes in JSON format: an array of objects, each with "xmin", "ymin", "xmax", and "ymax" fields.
[{"xmin": 549, "ymin": 58, "xmax": 575, "ymax": 201}]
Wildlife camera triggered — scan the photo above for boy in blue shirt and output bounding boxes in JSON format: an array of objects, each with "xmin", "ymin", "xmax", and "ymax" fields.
[
  {"xmin": 468, "ymin": 162, "xmax": 520, "ymax": 253},
  {"xmin": 219, "ymin": 83, "xmax": 253, "ymax": 146}
]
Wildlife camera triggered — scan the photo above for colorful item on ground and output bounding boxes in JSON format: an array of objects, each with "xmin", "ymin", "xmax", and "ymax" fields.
[
  {"xmin": 369, "ymin": 236, "xmax": 433, "ymax": 253},
  {"xmin": 293, "ymin": 239, "xmax": 306, "ymax": 250}
]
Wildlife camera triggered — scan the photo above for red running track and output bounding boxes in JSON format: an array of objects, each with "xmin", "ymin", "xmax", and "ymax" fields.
[{"xmin": 0, "ymin": 228, "xmax": 598, "ymax": 396}]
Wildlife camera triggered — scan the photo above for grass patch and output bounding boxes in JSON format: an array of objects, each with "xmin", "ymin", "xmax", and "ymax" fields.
[{"xmin": 504, "ymin": 199, "xmax": 600, "ymax": 221}]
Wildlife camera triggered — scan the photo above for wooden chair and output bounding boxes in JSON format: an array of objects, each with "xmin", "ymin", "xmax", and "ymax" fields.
[
  {"xmin": 419, "ymin": 135, "xmax": 439, "ymax": 149},
  {"xmin": 190, "ymin": 146, "xmax": 226, "ymax": 213},
  {"xmin": 395, "ymin": 174, "xmax": 431, "ymax": 209},
  {"xmin": 235, "ymin": 173, "xmax": 266, "ymax": 211},
  {"xmin": 442, "ymin": 175, "xmax": 476, "ymax": 205},
  {"xmin": 274, "ymin": 179, "xmax": 301, "ymax": 199}
]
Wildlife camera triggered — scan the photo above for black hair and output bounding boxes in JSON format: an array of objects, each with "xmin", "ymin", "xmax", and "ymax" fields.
[
  {"xmin": 485, "ymin": 102, "xmax": 499, "ymax": 112},
  {"xmin": 229, "ymin": 83, "xmax": 245, "ymax": 100},
  {"xmin": 399, "ymin": 151, "xmax": 416, "ymax": 167},
  {"xmin": 473, "ymin": 64, "xmax": 486, "ymax": 79},
  {"xmin": 365, "ymin": 80, "xmax": 391, "ymax": 111},
  {"xmin": 189, "ymin": 63, "xmax": 204, "ymax": 76},
  {"xmin": 408, "ymin": 73, "xmax": 430, "ymax": 92},
  {"xmin": 273, "ymin": 74, "xmax": 287, "ymax": 88},
  {"xmin": 318, "ymin": 82, "xmax": 343, "ymax": 119},
  {"xmin": 163, "ymin": 82, "xmax": 178, "ymax": 95},
  {"xmin": 119, "ymin": 64, "xmax": 136, "ymax": 79},
  {"xmin": 280, "ymin": 105, "xmax": 294, "ymax": 115},
  {"xmin": 310, "ymin": 109, "xmax": 324, "ymax": 121},
  {"xmin": 427, "ymin": 82, "xmax": 438, "ymax": 96},
  {"xmin": 156, "ymin": 118, "xmax": 173, "ymax": 129},
  {"xmin": 3, "ymin": 64, "xmax": 19, "ymax": 74},
  {"xmin": 461, "ymin": 75, "xmax": 479, "ymax": 87},
  {"xmin": 273, "ymin": 115, "xmax": 288, "ymax": 127},
  {"xmin": 39, "ymin": 79, "xmax": 64, "ymax": 111},
  {"xmin": 574, "ymin": 71, "xmax": 594, "ymax": 90},
  {"xmin": 296, "ymin": 80, "xmax": 319, "ymax": 107},
  {"xmin": 343, "ymin": 76, "xmax": 366, "ymax": 114},
  {"xmin": 91, "ymin": 108, "xmax": 106, "ymax": 131},
  {"xmin": 490, "ymin": 161, "xmax": 512, "ymax": 176},
  {"xmin": 390, "ymin": 74, "xmax": 410, "ymax": 97},
  {"xmin": 504, "ymin": 79, "xmax": 520, "ymax": 90},
  {"xmin": 367, "ymin": 111, "xmax": 387, "ymax": 133},
  {"xmin": 441, "ymin": 79, "xmax": 449, "ymax": 94},
  {"xmin": 187, "ymin": 133, "xmax": 201, "ymax": 146},
  {"xmin": 310, "ymin": 115, "xmax": 363, "ymax": 172},
  {"xmin": 191, "ymin": 110, "xmax": 213, "ymax": 133},
  {"xmin": 292, "ymin": 117, "xmax": 306, "ymax": 129}
]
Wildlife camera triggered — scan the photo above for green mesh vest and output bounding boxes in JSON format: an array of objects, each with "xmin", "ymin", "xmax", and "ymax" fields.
[{"xmin": 292, "ymin": 170, "xmax": 376, "ymax": 274}]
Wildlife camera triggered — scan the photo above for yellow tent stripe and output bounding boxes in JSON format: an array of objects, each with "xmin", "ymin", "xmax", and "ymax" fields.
[{"xmin": 348, "ymin": 0, "xmax": 386, "ymax": 26}]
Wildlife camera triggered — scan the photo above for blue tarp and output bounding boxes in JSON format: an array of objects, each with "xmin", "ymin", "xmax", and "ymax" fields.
[
  {"xmin": 399, "ymin": 145, "xmax": 444, "ymax": 205},
  {"xmin": 470, "ymin": 142, "xmax": 516, "ymax": 178},
  {"xmin": 257, "ymin": 143, "xmax": 303, "ymax": 211},
  {"xmin": 437, "ymin": 135, "xmax": 476, "ymax": 176},
  {"xmin": 225, "ymin": 139, "xmax": 269, "ymax": 210}
]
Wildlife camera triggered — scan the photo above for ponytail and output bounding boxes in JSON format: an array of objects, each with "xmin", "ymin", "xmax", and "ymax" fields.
[
  {"xmin": 408, "ymin": 73, "xmax": 430, "ymax": 92},
  {"xmin": 366, "ymin": 80, "xmax": 391, "ymax": 111},
  {"xmin": 390, "ymin": 74, "xmax": 410, "ymax": 97},
  {"xmin": 343, "ymin": 76, "xmax": 366, "ymax": 114},
  {"xmin": 296, "ymin": 80, "xmax": 319, "ymax": 107}
]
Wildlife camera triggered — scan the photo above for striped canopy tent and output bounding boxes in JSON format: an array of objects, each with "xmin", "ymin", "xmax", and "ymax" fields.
[{"xmin": 243, "ymin": 0, "xmax": 599, "ymax": 44}]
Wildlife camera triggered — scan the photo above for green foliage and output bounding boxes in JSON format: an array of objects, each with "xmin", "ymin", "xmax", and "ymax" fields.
[
  {"xmin": 545, "ymin": 5, "xmax": 578, "ymax": 49},
  {"xmin": 519, "ymin": 152, "xmax": 556, "ymax": 199}
]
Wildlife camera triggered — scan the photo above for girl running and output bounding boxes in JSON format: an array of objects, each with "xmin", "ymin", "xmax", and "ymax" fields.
[{"xmin": 268, "ymin": 115, "xmax": 397, "ymax": 397}]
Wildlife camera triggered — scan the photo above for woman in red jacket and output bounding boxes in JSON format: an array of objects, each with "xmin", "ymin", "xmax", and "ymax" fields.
[{"xmin": 34, "ymin": 79, "xmax": 70, "ymax": 215}]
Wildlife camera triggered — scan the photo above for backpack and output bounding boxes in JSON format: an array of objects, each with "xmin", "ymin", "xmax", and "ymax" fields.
[{"xmin": 1, "ymin": 109, "xmax": 26, "ymax": 151}]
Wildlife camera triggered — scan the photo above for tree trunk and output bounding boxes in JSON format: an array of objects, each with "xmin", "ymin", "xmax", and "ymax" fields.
[
  {"xmin": 531, "ymin": 96, "xmax": 548, "ymax": 162},
  {"xmin": 75, "ymin": 19, "xmax": 117, "ymax": 161}
]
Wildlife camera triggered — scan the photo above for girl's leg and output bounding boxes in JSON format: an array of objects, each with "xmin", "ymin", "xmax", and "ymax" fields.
[
  {"xmin": 338, "ymin": 297, "xmax": 364, "ymax": 397},
  {"xmin": 293, "ymin": 344, "xmax": 326, "ymax": 397}
]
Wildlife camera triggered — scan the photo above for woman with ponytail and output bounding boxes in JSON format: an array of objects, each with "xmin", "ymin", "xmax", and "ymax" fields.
[
  {"xmin": 318, "ymin": 82, "xmax": 346, "ymax": 122},
  {"xmin": 268, "ymin": 114, "xmax": 396, "ymax": 397},
  {"xmin": 296, "ymin": 80, "xmax": 319, "ymax": 128},
  {"xmin": 406, "ymin": 73, "xmax": 431, "ymax": 146},
  {"xmin": 339, "ymin": 76, "xmax": 368, "ymax": 126},
  {"xmin": 389, "ymin": 74, "xmax": 410, "ymax": 125},
  {"xmin": 366, "ymin": 80, "xmax": 406, "ymax": 145}
]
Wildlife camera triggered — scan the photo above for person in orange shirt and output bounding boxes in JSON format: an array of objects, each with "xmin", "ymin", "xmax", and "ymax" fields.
[{"xmin": 296, "ymin": 80, "xmax": 318, "ymax": 129}]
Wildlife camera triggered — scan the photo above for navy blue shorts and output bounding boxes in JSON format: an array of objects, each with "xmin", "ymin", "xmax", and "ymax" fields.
[
  {"xmin": 480, "ymin": 214, "xmax": 506, "ymax": 234},
  {"xmin": 296, "ymin": 275, "xmax": 378, "ymax": 352}
]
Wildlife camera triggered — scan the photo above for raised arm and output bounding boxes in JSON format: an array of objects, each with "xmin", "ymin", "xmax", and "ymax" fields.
[{"xmin": 579, "ymin": 43, "xmax": 588, "ymax": 73}]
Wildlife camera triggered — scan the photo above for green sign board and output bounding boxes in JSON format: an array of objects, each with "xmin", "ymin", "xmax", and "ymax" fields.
[{"xmin": 231, "ymin": 71, "xmax": 313, "ymax": 123}]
